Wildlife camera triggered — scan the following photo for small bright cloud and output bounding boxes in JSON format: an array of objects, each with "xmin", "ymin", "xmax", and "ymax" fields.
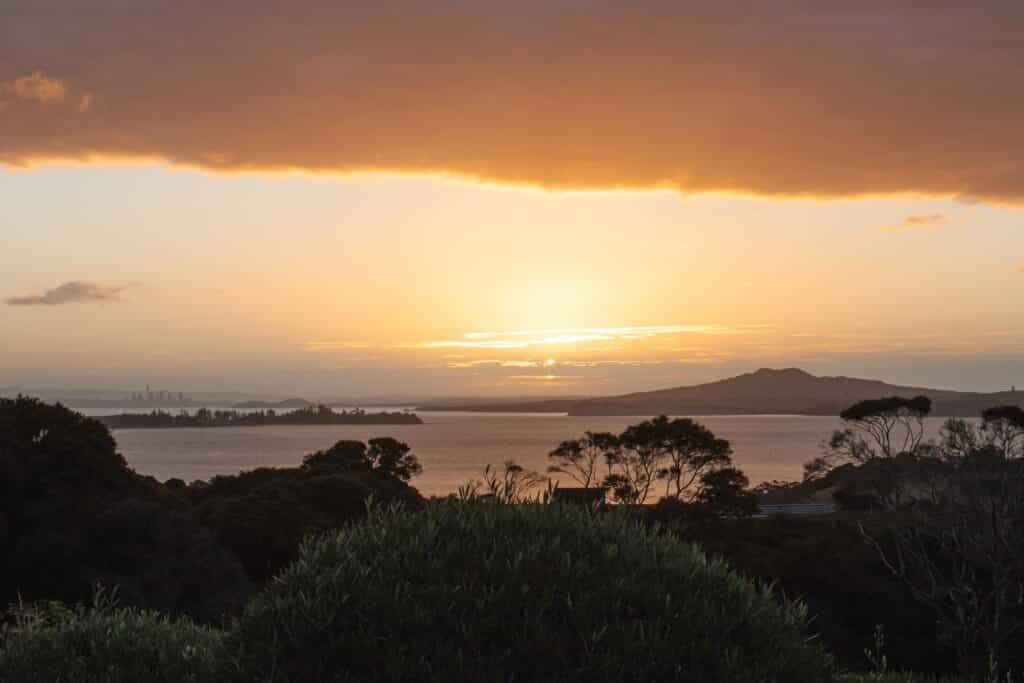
[
  {"xmin": 0, "ymin": 71, "xmax": 69, "ymax": 103},
  {"xmin": 0, "ymin": 71, "xmax": 94, "ymax": 113},
  {"xmin": 872, "ymin": 213, "xmax": 952, "ymax": 233}
]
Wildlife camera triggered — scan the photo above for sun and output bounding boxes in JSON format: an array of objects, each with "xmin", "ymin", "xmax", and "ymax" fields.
[{"xmin": 544, "ymin": 358, "xmax": 557, "ymax": 367}]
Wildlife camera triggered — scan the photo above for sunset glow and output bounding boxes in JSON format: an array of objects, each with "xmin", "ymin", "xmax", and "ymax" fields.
[{"xmin": 3, "ymin": 2, "xmax": 1024, "ymax": 398}]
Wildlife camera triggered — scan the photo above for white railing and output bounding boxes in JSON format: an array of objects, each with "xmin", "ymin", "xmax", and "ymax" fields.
[{"xmin": 755, "ymin": 503, "xmax": 836, "ymax": 518}]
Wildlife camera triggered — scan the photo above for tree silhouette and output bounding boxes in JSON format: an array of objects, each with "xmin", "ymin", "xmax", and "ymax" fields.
[
  {"xmin": 366, "ymin": 437, "xmax": 422, "ymax": 481},
  {"xmin": 865, "ymin": 418, "xmax": 1024, "ymax": 677},
  {"xmin": 695, "ymin": 467, "xmax": 757, "ymax": 517},
  {"xmin": 658, "ymin": 418, "xmax": 733, "ymax": 500},
  {"xmin": 546, "ymin": 431, "xmax": 619, "ymax": 488},
  {"xmin": 830, "ymin": 396, "xmax": 933, "ymax": 463}
]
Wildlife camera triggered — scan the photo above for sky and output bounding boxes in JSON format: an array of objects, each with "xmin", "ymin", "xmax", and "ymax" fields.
[{"xmin": 2, "ymin": 2, "xmax": 1023, "ymax": 398}]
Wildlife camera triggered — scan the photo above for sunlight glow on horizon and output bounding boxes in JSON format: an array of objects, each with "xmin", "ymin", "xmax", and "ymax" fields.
[{"xmin": 3, "ymin": 164, "xmax": 1024, "ymax": 395}]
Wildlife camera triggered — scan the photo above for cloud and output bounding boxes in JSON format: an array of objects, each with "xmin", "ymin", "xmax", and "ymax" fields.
[
  {"xmin": 0, "ymin": 70, "xmax": 94, "ymax": 115},
  {"xmin": 304, "ymin": 340, "xmax": 374, "ymax": 351},
  {"xmin": 402, "ymin": 325, "xmax": 729, "ymax": 350},
  {"xmin": 5, "ymin": 281, "xmax": 128, "ymax": 306},
  {"xmin": 872, "ymin": 213, "xmax": 952, "ymax": 233},
  {"xmin": 0, "ymin": 71, "xmax": 68, "ymax": 103},
  {"xmin": 903, "ymin": 214, "xmax": 949, "ymax": 228},
  {"xmin": 3, "ymin": 2, "xmax": 1024, "ymax": 200}
]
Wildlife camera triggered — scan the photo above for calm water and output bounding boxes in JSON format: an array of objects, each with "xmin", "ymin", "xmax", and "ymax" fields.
[{"xmin": 98, "ymin": 411, "xmax": 868, "ymax": 496}]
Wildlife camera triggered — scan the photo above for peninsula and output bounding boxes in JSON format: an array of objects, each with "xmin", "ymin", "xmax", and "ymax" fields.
[{"xmin": 100, "ymin": 405, "xmax": 423, "ymax": 429}]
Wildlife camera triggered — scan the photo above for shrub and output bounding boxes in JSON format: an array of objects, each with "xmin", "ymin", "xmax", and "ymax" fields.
[
  {"xmin": 680, "ymin": 514, "xmax": 952, "ymax": 674},
  {"xmin": 232, "ymin": 501, "xmax": 831, "ymax": 682},
  {"xmin": 194, "ymin": 456, "xmax": 424, "ymax": 582},
  {"xmin": 0, "ymin": 600, "xmax": 226, "ymax": 683}
]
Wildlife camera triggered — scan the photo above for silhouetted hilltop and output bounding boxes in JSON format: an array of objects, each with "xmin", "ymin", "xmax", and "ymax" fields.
[{"xmin": 568, "ymin": 368, "xmax": 1020, "ymax": 416}]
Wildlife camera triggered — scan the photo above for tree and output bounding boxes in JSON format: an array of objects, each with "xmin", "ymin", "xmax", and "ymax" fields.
[
  {"xmin": 695, "ymin": 467, "xmax": 758, "ymax": 517},
  {"xmin": 301, "ymin": 440, "xmax": 369, "ymax": 470},
  {"xmin": 546, "ymin": 431, "xmax": 619, "ymax": 488},
  {"xmin": 299, "ymin": 438, "xmax": 421, "ymax": 481},
  {"xmin": 864, "ymin": 408, "xmax": 1024, "ymax": 677},
  {"xmin": 659, "ymin": 418, "xmax": 733, "ymax": 500},
  {"xmin": 0, "ymin": 396, "xmax": 249, "ymax": 622},
  {"xmin": 979, "ymin": 405, "xmax": 1024, "ymax": 458},
  {"xmin": 611, "ymin": 416, "xmax": 675, "ymax": 504},
  {"xmin": 607, "ymin": 416, "xmax": 734, "ymax": 504},
  {"xmin": 829, "ymin": 396, "xmax": 933, "ymax": 464},
  {"xmin": 809, "ymin": 395, "xmax": 933, "ymax": 504},
  {"xmin": 366, "ymin": 437, "xmax": 422, "ymax": 481}
]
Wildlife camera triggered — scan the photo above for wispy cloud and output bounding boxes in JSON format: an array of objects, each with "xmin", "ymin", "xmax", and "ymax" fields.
[
  {"xmin": 5, "ymin": 281, "xmax": 128, "ymax": 306},
  {"xmin": 304, "ymin": 340, "xmax": 375, "ymax": 351},
  {"xmin": 872, "ymin": 213, "xmax": 952, "ymax": 233},
  {"xmin": 403, "ymin": 325, "xmax": 729, "ymax": 350},
  {"xmin": 446, "ymin": 359, "xmax": 542, "ymax": 369}
]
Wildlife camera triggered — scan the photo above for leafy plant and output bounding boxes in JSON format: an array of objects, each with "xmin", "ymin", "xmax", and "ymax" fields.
[
  {"xmin": 231, "ymin": 501, "xmax": 831, "ymax": 682},
  {"xmin": 0, "ymin": 594, "xmax": 226, "ymax": 683}
]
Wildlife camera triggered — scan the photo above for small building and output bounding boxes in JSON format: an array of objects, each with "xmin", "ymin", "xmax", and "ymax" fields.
[{"xmin": 552, "ymin": 487, "xmax": 607, "ymax": 507}]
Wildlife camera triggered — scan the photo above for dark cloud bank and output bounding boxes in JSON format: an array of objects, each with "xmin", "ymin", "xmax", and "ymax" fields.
[
  {"xmin": 5, "ymin": 281, "xmax": 127, "ymax": 306},
  {"xmin": 2, "ymin": 1, "xmax": 1024, "ymax": 200}
]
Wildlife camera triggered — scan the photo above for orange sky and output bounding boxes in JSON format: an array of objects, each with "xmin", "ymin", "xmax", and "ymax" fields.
[
  {"xmin": 2, "ymin": 3, "xmax": 1024, "ymax": 397},
  {"xmin": 4, "ymin": 2, "xmax": 1024, "ymax": 201}
]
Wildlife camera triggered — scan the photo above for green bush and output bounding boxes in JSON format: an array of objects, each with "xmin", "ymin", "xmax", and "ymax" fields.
[
  {"xmin": 232, "ymin": 501, "xmax": 831, "ymax": 682},
  {"xmin": 0, "ymin": 601, "xmax": 225, "ymax": 683}
]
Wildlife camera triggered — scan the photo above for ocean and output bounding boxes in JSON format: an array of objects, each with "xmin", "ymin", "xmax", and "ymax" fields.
[{"xmin": 85, "ymin": 410, "xmax": 916, "ymax": 497}]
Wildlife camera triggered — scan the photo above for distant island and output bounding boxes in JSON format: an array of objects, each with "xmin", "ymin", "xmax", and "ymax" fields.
[
  {"xmin": 419, "ymin": 368, "xmax": 1021, "ymax": 417},
  {"xmin": 100, "ymin": 405, "xmax": 423, "ymax": 429},
  {"xmin": 415, "ymin": 397, "xmax": 584, "ymax": 413},
  {"xmin": 232, "ymin": 398, "xmax": 314, "ymax": 410}
]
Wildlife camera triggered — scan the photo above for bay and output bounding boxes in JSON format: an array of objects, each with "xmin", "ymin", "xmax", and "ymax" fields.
[{"xmin": 98, "ymin": 411, "xmax": 881, "ymax": 497}]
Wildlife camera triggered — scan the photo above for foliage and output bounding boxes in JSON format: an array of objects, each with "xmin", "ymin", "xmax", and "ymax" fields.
[
  {"xmin": 230, "ymin": 501, "xmax": 830, "ymax": 683},
  {"xmin": 301, "ymin": 437, "xmax": 422, "ymax": 481},
  {"xmin": 590, "ymin": 416, "xmax": 735, "ymax": 504},
  {"xmin": 458, "ymin": 460, "xmax": 549, "ymax": 503},
  {"xmin": 679, "ymin": 513, "xmax": 953, "ymax": 675},
  {"xmin": 864, "ymin": 433, "xmax": 1024, "ymax": 677},
  {"xmin": 0, "ymin": 595, "xmax": 226, "ymax": 683},
  {"xmin": 941, "ymin": 407, "xmax": 1024, "ymax": 460},
  {"xmin": 694, "ymin": 466, "xmax": 759, "ymax": 517},
  {"xmin": 546, "ymin": 430, "xmax": 619, "ymax": 488},
  {"xmin": 196, "ymin": 441, "xmax": 424, "ymax": 581},
  {"xmin": 806, "ymin": 396, "xmax": 934, "ymax": 507},
  {"xmin": 0, "ymin": 396, "xmax": 249, "ymax": 622},
  {"xmin": 826, "ymin": 396, "xmax": 933, "ymax": 468},
  {"xmin": 839, "ymin": 397, "xmax": 933, "ymax": 424}
]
